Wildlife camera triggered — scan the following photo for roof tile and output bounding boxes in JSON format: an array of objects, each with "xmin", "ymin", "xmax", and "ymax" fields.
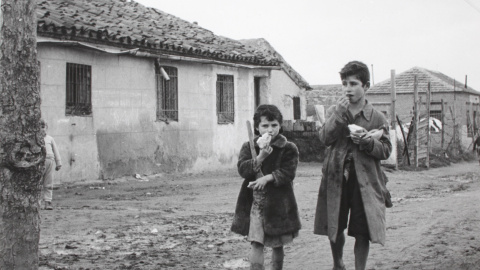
[
  {"xmin": 36, "ymin": 0, "xmax": 280, "ymax": 66},
  {"xmin": 369, "ymin": 67, "xmax": 479, "ymax": 95}
]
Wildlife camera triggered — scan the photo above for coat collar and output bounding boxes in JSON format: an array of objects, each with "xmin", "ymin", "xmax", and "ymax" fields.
[
  {"xmin": 255, "ymin": 134, "xmax": 288, "ymax": 148},
  {"xmin": 357, "ymin": 100, "xmax": 374, "ymax": 122}
]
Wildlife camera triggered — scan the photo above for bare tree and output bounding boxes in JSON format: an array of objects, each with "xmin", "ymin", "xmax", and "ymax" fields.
[{"xmin": 0, "ymin": 0, "xmax": 44, "ymax": 269}]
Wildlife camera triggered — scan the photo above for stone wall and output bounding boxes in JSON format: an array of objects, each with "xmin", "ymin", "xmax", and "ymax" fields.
[{"xmin": 283, "ymin": 120, "xmax": 325, "ymax": 162}]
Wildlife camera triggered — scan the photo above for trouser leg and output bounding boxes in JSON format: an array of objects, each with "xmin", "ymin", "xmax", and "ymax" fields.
[{"xmin": 42, "ymin": 159, "xmax": 54, "ymax": 202}]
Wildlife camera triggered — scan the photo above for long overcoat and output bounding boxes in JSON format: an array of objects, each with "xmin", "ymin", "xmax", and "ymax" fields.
[
  {"xmin": 231, "ymin": 134, "xmax": 301, "ymax": 236},
  {"xmin": 313, "ymin": 102, "xmax": 392, "ymax": 245}
]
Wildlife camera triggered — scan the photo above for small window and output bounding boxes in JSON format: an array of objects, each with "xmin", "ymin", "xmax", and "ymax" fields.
[
  {"xmin": 254, "ymin": 77, "xmax": 261, "ymax": 109},
  {"xmin": 66, "ymin": 63, "xmax": 92, "ymax": 116},
  {"xmin": 156, "ymin": 65, "xmax": 178, "ymax": 121},
  {"xmin": 293, "ymin": 96, "xmax": 301, "ymax": 120},
  {"xmin": 216, "ymin": 75, "xmax": 234, "ymax": 123}
]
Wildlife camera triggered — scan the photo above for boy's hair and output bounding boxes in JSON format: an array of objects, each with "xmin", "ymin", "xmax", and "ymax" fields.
[
  {"xmin": 253, "ymin": 104, "xmax": 283, "ymax": 135},
  {"xmin": 339, "ymin": 61, "xmax": 370, "ymax": 87},
  {"xmin": 40, "ymin": 119, "xmax": 47, "ymax": 128}
]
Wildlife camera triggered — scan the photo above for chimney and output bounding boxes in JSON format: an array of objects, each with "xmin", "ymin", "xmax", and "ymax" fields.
[{"xmin": 465, "ymin": 75, "xmax": 468, "ymax": 88}]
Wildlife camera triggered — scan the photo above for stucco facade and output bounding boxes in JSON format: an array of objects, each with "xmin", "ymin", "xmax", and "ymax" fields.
[
  {"xmin": 35, "ymin": 0, "xmax": 310, "ymax": 183},
  {"xmin": 39, "ymin": 44, "xmax": 306, "ymax": 182},
  {"xmin": 269, "ymin": 69, "xmax": 307, "ymax": 121},
  {"xmin": 367, "ymin": 67, "xmax": 480, "ymax": 151},
  {"xmin": 368, "ymin": 91, "xmax": 480, "ymax": 150}
]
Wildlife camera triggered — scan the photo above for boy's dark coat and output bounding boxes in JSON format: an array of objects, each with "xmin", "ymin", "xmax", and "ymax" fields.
[
  {"xmin": 313, "ymin": 102, "xmax": 392, "ymax": 245},
  {"xmin": 231, "ymin": 134, "xmax": 301, "ymax": 236}
]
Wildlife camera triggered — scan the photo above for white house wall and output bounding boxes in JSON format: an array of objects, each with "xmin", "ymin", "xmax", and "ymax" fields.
[
  {"xmin": 269, "ymin": 69, "xmax": 307, "ymax": 121},
  {"xmin": 39, "ymin": 45, "xmax": 102, "ymax": 182},
  {"xmin": 38, "ymin": 44, "xmax": 278, "ymax": 182}
]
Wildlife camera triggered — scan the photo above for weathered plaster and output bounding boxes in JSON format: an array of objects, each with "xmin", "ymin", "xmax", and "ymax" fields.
[{"xmin": 38, "ymin": 45, "xmax": 305, "ymax": 182}]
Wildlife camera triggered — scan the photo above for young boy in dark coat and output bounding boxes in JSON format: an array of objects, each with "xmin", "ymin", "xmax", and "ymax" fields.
[
  {"xmin": 231, "ymin": 104, "xmax": 301, "ymax": 270},
  {"xmin": 314, "ymin": 61, "xmax": 392, "ymax": 270}
]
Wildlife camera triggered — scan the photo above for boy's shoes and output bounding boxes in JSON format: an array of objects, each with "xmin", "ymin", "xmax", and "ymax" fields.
[{"xmin": 44, "ymin": 201, "xmax": 53, "ymax": 210}]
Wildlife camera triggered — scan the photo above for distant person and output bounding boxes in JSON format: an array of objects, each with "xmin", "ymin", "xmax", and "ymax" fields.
[
  {"xmin": 473, "ymin": 133, "xmax": 480, "ymax": 164},
  {"xmin": 314, "ymin": 61, "xmax": 392, "ymax": 270},
  {"xmin": 40, "ymin": 120, "xmax": 62, "ymax": 210},
  {"xmin": 231, "ymin": 104, "xmax": 301, "ymax": 270}
]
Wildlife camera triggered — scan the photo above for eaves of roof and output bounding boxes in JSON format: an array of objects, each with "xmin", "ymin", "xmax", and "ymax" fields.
[
  {"xmin": 238, "ymin": 38, "xmax": 311, "ymax": 90},
  {"xmin": 36, "ymin": 0, "xmax": 281, "ymax": 67}
]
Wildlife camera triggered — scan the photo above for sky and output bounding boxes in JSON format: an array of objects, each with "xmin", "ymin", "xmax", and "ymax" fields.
[{"xmin": 134, "ymin": 0, "xmax": 480, "ymax": 90}]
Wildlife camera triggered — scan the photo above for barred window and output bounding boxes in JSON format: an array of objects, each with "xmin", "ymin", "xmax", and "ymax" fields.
[
  {"xmin": 293, "ymin": 96, "xmax": 301, "ymax": 120},
  {"xmin": 66, "ymin": 63, "xmax": 92, "ymax": 116},
  {"xmin": 156, "ymin": 65, "xmax": 178, "ymax": 121},
  {"xmin": 216, "ymin": 75, "xmax": 234, "ymax": 124}
]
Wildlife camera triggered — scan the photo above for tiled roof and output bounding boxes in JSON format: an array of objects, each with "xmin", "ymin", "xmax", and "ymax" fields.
[
  {"xmin": 310, "ymin": 84, "xmax": 342, "ymax": 93},
  {"xmin": 36, "ymin": 0, "xmax": 280, "ymax": 66},
  {"xmin": 238, "ymin": 38, "xmax": 311, "ymax": 89},
  {"xmin": 369, "ymin": 67, "xmax": 480, "ymax": 95}
]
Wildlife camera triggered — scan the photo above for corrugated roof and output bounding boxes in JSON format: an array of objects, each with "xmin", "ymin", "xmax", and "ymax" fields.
[
  {"xmin": 369, "ymin": 67, "xmax": 479, "ymax": 95},
  {"xmin": 36, "ymin": 0, "xmax": 280, "ymax": 66},
  {"xmin": 239, "ymin": 38, "xmax": 311, "ymax": 89}
]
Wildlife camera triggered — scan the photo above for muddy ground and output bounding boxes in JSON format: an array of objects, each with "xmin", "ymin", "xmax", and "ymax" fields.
[{"xmin": 39, "ymin": 160, "xmax": 480, "ymax": 270}]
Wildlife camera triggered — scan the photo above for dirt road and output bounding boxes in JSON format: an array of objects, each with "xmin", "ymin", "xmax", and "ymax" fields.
[{"xmin": 39, "ymin": 161, "xmax": 480, "ymax": 270}]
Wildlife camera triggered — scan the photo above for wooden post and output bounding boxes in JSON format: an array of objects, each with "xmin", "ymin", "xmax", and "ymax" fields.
[
  {"xmin": 390, "ymin": 70, "xmax": 396, "ymax": 129},
  {"xmin": 390, "ymin": 70, "xmax": 397, "ymax": 169},
  {"xmin": 441, "ymin": 99, "xmax": 445, "ymax": 149},
  {"xmin": 397, "ymin": 115, "xmax": 410, "ymax": 165},
  {"xmin": 426, "ymin": 82, "xmax": 431, "ymax": 169},
  {"xmin": 453, "ymin": 80, "xmax": 457, "ymax": 154},
  {"xmin": 453, "ymin": 103, "xmax": 457, "ymax": 154},
  {"xmin": 450, "ymin": 105, "xmax": 456, "ymax": 155},
  {"xmin": 413, "ymin": 75, "xmax": 419, "ymax": 167},
  {"xmin": 470, "ymin": 103, "xmax": 475, "ymax": 145}
]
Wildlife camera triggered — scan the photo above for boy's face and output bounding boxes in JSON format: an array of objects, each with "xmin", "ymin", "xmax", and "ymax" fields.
[
  {"xmin": 256, "ymin": 116, "xmax": 280, "ymax": 138},
  {"xmin": 342, "ymin": 75, "xmax": 368, "ymax": 104}
]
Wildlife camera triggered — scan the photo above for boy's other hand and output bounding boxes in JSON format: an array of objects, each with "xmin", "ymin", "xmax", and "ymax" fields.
[
  {"xmin": 335, "ymin": 97, "xmax": 349, "ymax": 115},
  {"xmin": 351, "ymin": 133, "xmax": 372, "ymax": 145},
  {"xmin": 55, "ymin": 165, "xmax": 62, "ymax": 171}
]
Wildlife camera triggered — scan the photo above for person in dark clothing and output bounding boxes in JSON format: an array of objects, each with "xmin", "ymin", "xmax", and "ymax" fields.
[{"xmin": 473, "ymin": 135, "xmax": 480, "ymax": 164}]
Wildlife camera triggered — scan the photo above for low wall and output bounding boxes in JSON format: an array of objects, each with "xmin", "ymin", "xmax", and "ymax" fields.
[{"xmin": 283, "ymin": 120, "xmax": 325, "ymax": 162}]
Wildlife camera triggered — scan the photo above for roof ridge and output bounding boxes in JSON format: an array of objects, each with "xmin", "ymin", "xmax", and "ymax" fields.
[
  {"xmin": 369, "ymin": 66, "xmax": 479, "ymax": 95},
  {"xmin": 238, "ymin": 38, "xmax": 310, "ymax": 89}
]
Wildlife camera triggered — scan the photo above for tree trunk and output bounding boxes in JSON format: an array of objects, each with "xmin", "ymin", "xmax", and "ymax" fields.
[{"xmin": 0, "ymin": 0, "xmax": 43, "ymax": 269}]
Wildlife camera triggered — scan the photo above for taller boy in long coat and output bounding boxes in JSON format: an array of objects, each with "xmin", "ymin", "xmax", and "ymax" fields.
[{"xmin": 314, "ymin": 61, "xmax": 392, "ymax": 270}]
